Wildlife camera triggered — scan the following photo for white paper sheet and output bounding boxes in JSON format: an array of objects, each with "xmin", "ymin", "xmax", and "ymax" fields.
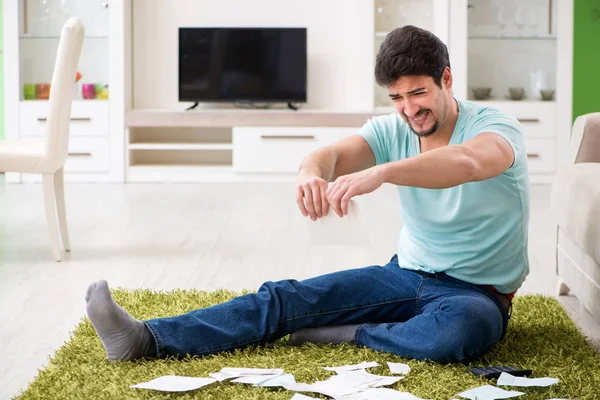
[
  {"xmin": 324, "ymin": 361, "xmax": 380, "ymax": 373},
  {"xmin": 210, "ymin": 367, "xmax": 285, "ymax": 382},
  {"xmin": 209, "ymin": 372, "xmax": 235, "ymax": 382},
  {"xmin": 387, "ymin": 362, "xmax": 411, "ymax": 375},
  {"xmin": 306, "ymin": 199, "xmax": 373, "ymax": 246},
  {"xmin": 231, "ymin": 374, "xmax": 283, "ymax": 385},
  {"xmin": 231, "ymin": 373, "xmax": 296, "ymax": 387},
  {"xmin": 284, "ymin": 381, "xmax": 360, "ymax": 398},
  {"xmin": 257, "ymin": 373, "xmax": 297, "ymax": 387},
  {"xmin": 457, "ymin": 384, "xmax": 525, "ymax": 400},
  {"xmin": 337, "ymin": 388, "xmax": 427, "ymax": 400},
  {"xmin": 326, "ymin": 370, "xmax": 403, "ymax": 391},
  {"xmin": 130, "ymin": 375, "xmax": 217, "ymax": 392},
  {"xmin": 496, "ymin": 372, "xmax": 559, "ymax": 387}
]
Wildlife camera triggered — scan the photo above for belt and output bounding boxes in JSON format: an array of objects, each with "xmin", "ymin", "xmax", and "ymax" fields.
[{"xmin": 486, "ymin": 287, "xmax": 512, "ymax": 316}]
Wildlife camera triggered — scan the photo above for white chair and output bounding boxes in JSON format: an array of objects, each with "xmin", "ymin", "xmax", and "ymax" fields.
[{"xmin": 0, "ymin": 18, "xmax": 85, "ymax": 261}]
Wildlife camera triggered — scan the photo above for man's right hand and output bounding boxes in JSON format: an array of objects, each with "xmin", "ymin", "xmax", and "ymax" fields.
[{"xmin": 296, "ymin": 170, "xmax": 329, "ymax": 221}]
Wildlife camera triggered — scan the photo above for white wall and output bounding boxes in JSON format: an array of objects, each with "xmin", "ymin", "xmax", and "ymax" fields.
[{"xmin": 132, "ymin": 0, "xmax": 374, "ymax": 111}]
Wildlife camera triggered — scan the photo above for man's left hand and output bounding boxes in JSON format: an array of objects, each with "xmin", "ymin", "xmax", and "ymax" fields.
[{"xmin": 326, "ymin": 166, "xmax": 385, "ymax": 217}]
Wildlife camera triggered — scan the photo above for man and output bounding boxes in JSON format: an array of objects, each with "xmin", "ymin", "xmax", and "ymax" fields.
[{"xmin": 85, "ymin": 25, "xmax": 529, "ymax": 364}]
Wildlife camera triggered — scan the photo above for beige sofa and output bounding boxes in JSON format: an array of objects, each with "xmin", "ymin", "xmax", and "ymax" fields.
[{"xmin": 551, "ymin": 112, "xmax": 600, "ymax": 320}]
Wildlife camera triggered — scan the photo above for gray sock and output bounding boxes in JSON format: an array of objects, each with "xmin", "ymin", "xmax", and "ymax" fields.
[
  {"xmin": 85, "ymin": 280, "xmax": 157, "ymax": 361},
  {"xmin": 288, "ymin": 324, "xmax": 360, "ymax": 346}
]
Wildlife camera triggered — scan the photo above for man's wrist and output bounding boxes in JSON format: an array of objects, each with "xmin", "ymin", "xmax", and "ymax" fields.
[
  {"xmin": 375, "ymin": 163, "xmax": 391, "ymax": 184},
  {"xmin": 298, "ymin": 166, "xmax": 322, "ymax": 179}
]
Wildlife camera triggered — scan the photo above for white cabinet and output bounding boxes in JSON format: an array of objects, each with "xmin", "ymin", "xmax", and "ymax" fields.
[
  {"xmin": 233, "ymin": 127, "xmax": 356, "ymax": 173},
  {"xmin": 2, "ymin": 0, "xmax": 130, "ymax": 182},
  {"xmin": 18, "ymin": 101, "xmax": 109, "ymax": 136},
  {"xmin": 448, "ymin": 0, "xmax": 573, "ymax": 182}
]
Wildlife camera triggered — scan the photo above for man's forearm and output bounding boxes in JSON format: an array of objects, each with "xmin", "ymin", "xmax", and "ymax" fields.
[
  {"xmin": 377, "ymin": 145, "xmax": 477, "ymax": 189},
  {"xmin": 298, "ymin": 146, "xmax": 338, "ymax": 182}
]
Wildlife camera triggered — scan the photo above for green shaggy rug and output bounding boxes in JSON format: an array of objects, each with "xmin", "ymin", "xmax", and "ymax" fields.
[{"xmin": 15, "ymin": 289, "xmax": 600, "ymax": 400}]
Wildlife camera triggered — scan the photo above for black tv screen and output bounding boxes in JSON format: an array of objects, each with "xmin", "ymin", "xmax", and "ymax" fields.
[{"xmin": 179, "ymin": 27, "xmax": 307, "ymax": 103}]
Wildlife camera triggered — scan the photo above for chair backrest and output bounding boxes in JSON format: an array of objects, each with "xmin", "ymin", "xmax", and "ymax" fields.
[
  {"xmin": 569, "ymin": 112, "xmax": 600, "ymax": 164},
  {"xmin": 41, "ymin": 18, "xmax": 85, "ymax": 172}
]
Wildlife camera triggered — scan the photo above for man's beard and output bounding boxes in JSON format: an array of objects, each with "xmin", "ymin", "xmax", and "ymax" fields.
[
  {"xmin": 409, "ymin": 120, "xmax": 439, "ymax": 137},
  {"xmin": 405, "ymin": 109, "xmax": 440, "ymax": 137}
]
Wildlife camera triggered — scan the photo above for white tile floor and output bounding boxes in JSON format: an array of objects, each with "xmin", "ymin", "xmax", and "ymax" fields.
[{"xmin": 0, "ymin": 177, "xmax": 598, "ymax": 399}]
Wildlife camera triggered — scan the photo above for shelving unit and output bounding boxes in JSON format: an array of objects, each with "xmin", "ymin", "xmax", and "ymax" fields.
[
  {"xmin": 449, "ymin": 0, "xmax": 573, "ymax": 182},
  {"xmin": 124, "ymin": 110, "xmax": 383, "ymax": 183},
  {"xmin": 127, "ymin": 127, "xmax": 235, "ymax": 175},
  {"xmin": 3, "ymin": 0, "xmax": 130, "ymax": 183}
]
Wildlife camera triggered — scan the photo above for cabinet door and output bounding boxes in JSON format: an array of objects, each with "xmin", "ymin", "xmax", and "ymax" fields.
[
  {"xmin": 18, "ymin": 0, "xmax": 110, "ymax": 103},
  {"xmin": 373, "ymin": 0, "xmax": 450, "ymax": 110},
  {"xmin": 450, "ymin": 0, "xmax": 557, "ymax": 103},
  {"xmin": 233, "ymin": 127, "xmax": 354, "ymax": 173},
  {"xmin": 0, "ymin": 52, "xmax": 4, "ymax": 141},
  {"xmin": 0, "ymin": 0, "xmax": 3, "ymax": 140}
]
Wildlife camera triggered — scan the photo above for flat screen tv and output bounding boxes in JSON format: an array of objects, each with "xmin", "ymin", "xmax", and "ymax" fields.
[{"xmin": 179, "ymin": 27, "xmax": 307, "ymax": 104}]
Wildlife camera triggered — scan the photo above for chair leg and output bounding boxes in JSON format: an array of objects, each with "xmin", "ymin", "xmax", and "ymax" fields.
[
  {"xmin": 54, "ymin": 167, "xmax": 71, "ymax": 251},
  {"xmin": 43, "ymin": 173, "xmax": 62, "ymax": 262},
  {"xmin": 557, "ymin": 278, "xmax": 570, "ymax": 296}
]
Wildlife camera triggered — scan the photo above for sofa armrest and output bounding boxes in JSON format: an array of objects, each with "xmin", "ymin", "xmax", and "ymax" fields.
[{"xmin": 569, "ymin": 112, "xmax": 600, "ymax": 164}]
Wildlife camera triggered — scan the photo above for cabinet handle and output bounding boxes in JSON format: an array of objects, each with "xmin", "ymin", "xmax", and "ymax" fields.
[
  {"xmin": 517, "ymin": 118, "xmax": 540, "ymax": 123},
  {"xmin": 37, "ymin": 117, "xmax": 92, "ymax": 122},
  {"xmin": 548, "ymin": 0, "xmax": 553, "ymax": 35},
  {"xmin": 68, "ymin": 152, "xmax": 92, "ymax": 157},
  {"xmin": 260, "ymin": 135, "xmax": 315, "ymax": 140},
  {"xmin": 527, "ymin": 153, "xmax": 540, "ymax": 159},
  {"xmin": 24, "ymin": 0, "xmax": 28, "ymax": 35}
]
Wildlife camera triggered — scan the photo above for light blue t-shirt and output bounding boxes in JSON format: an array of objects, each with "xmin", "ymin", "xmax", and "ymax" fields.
[{"xmin": 358, "ymin": 99, "xmax": 530, "ymax": 293}]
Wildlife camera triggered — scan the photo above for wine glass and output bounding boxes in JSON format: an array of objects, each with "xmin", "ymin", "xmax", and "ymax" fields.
[
  {"xmin": 496, "ymin": 5, "xmax": 507, "ymax": 37},
  {"xmin": 514, "ymin": 6, "xmax": 526, "ymax": 37},
  {"xmin": 528, "ymin": 7, "xmax": 540, "ymax": 37}
]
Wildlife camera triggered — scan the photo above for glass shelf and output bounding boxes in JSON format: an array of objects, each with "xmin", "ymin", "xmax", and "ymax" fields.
[
  {"xmin": 373, "ymin": 0, "xmax": 435, "ymax": 109},
  {"xmin": 19, "ymin": 35, "xmax": 109, "ymax": 39},
  {"xmin": 18, "ymin": 0, "xmax": 110, "ymax": 102},
  {"xmin": 466, "ymin": 0, "xmax": 557, "ymax": 103},
  {"xmin": 468, "ymin": 35, "xmax": 556, "ymax": 41}
]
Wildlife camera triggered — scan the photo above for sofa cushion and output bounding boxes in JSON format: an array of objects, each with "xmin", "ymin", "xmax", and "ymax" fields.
[{"xmin": 552, "ymin": 163, "xmax": 600, "ymax": 266}]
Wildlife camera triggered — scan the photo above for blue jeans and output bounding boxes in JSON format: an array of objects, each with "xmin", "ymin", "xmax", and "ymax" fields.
[{"xmin": 144, "ymin": 255, "xmax": 509, "ymax": 363}]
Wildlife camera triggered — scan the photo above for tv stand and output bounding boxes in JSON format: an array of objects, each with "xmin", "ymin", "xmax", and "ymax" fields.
[
  {"xmin": 186, "ymin": 102, "xmax": 199, "ymax": 111},
  {"xmin": 287, "ymin": 102, "xmax": 299, "ymax": 111}
]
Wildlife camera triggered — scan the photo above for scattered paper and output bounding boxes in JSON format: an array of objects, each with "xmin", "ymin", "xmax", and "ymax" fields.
[
  {"xmin": 210, "ymin": 367, "xmax": 285, "ymax": 382},
  {"xmin": 457, "ymin": 384, "xmax": 525, "ymax": 400},
  {"xmin": 324, "ymin": 361, "xmax": 380, "ymax": 373},
  {"xmin": 233, "ymin": 373, "xmax": 296, "ymax": 388},
  {"xmin": 387, "ymin": 362, "xmax": 411, "ymax": 375},
  {"xmin": 130, "ymin": 375, "xmax": 216, "ymax": 392},
  {"xmin": 208, "ymin": 372, "xmax": 235, "ymax": 382},
  {"xmin": 326, "ymin": 370, "xmax": 403, "ymax": 391},
  {"xmin": 497, "ymin": 372, "xmax": 559, "ymax": 387},
  {"xmin": 231, "ymin": 374, "xmax": 283, "ymax": 385},
  {"xmin": 284, "ymin": 381, "xmax": 360, "ymax": 398},
  {"xmin": 258, "ymin": 373, "xmax": 296, "ymax": 387},
  {"xmin": 283, "ymin": 369, "xmax": 402, "ymax": 398}
]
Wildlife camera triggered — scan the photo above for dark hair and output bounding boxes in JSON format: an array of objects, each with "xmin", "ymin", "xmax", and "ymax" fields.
[{"xmin": 374, "ymin": 25, "xmax": 450, "ymax": 88}]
